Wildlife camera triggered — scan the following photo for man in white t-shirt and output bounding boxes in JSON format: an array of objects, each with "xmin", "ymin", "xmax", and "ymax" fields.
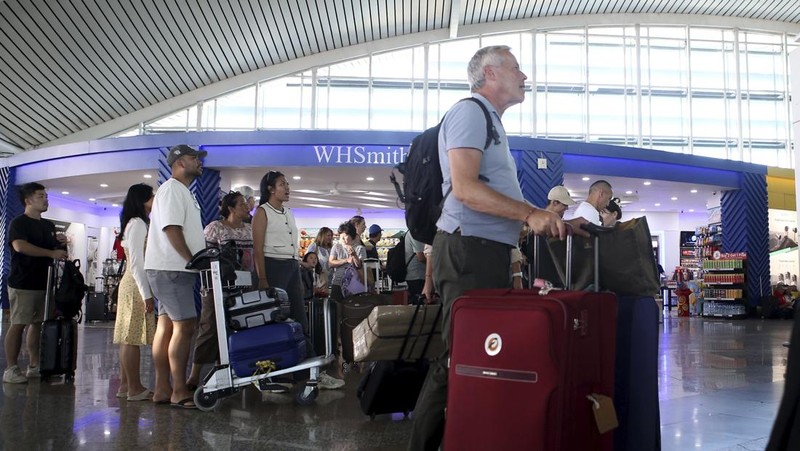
[
  {"xmin": 570, "ymin": 180, "xmax": 613, "ymax": 226},
  {"xmin": 145, "ymin": 144, "xmax": 207, "ymax": 408}
]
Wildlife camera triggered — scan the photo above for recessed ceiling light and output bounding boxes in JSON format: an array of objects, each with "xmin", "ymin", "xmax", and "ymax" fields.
[
  {"xmin": 61, "ymin": 191, "xmax": 69, "ymax": 195},
  {"xmin": 582, "ymin": 177, "xmax": 590, "ymax": 181},
  {"xmin": 88, "ymin": 198, "xmax": 96, "ymax": 202},
  {"xmin": 293, "ymin": 176, "xmax": 301, "ymax": 180},
  {"xmin": 112, "ymin": 203, "xmax": 119, "ymax": 207},
  {"xmin": 143, "ymin": 174, "xmax": 152, "ymax": 179},
  {"xmin": 689, "ymin": 209, "xmax": 695, "ymax": 212},
  {"xmin": 690, "ymin": 189, "xmax": 698, "ymax": 193},
  {"xmin": 100, "ymin": 183, "xmax": 108, "ymax": 188},
  {"xmin": 640, "ymin": 208, "xmax": 646, "ymax": 211},
  {"xmin": 366, "ymin": 177, "xmax": 375, "ymax": 181},
  {"xmin": 654, "ymin": 203, "xmax": 661, "ymax": 207},
  {"xmin": 643, "ymin": 181, "xmax": 651, "ymax": 186},
  {"xmin": 625, "ymin": 190, "xmax": 633, "ymax": 195},
  {"xmin": 671, "ymin": 197, "xmax": 678, "ymax": 201}
]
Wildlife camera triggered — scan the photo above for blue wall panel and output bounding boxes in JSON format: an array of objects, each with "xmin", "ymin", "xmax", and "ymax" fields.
[
  {"xmin": 0, "ymin": 168, "xmax": 18, "ymax": 310},
  {"xmin": 721, "ymin": 173, "xmax": 770, "ymax": 308},
  {"xmin": 518, "ymin": 150, "xmax": 564, "ymax": 208}
]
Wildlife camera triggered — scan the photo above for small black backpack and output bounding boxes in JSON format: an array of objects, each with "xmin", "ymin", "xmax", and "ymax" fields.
[
  {"xmin": 385, "ymin": 234, "xmax": 412, "ymax": 283},
  {"xmin": 55, "ymin": 259, "xmax": 88, "ymax": 319},
  {"xmin": 390, "ymin": 97, "xmax": 498, "ymax": 245}
]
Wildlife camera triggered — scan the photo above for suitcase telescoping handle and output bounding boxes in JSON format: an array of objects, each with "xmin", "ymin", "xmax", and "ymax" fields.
[
  {"xmin": 529, "ymin": 222, "xmax": 614, "ymax": 292},
  {"xmin": 44, "ymin": 259, "xmax": 58, "ymax": 321}
]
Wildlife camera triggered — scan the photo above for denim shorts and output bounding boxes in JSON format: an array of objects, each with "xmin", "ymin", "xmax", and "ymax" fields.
[{"xmin": 146, "ymin": 270, "xmax": 198, "ymax": 321}]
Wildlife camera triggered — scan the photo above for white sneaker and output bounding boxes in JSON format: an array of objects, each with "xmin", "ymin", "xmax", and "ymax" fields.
[
  {"xmin": 26, "ymin": 366, "xmax": 40, "ymax": 378},
  {"xmin": 317, "ymin": 372, "xmax": 345, "ymax": 390},
  {"xmin": 3, "ymin": 366, "xmax": 27, "ymax": 384}
]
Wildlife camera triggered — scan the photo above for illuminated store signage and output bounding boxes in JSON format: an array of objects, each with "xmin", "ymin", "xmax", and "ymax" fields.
[
  {"xmin": 312, "ymin": 145, "xmax": 407, "ymax": 165},
  {"xmin": 203, "ymin": 143, "xmax": 409, "ymax": 167}
]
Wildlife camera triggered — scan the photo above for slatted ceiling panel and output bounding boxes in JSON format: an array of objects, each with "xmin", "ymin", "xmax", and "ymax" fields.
[
  {"xmin": 119, "ymin": 2, "xmax": 185, "ymax": 96},
  {"xmin": 100, "ymin": 2, "xmax": 172, "ymax": 101},
  {"xmin": 364, "ymin": 0, "xmax": 382, "ymax": 41},
  {"xmin": 241, "ymin": 1, "xmax": 279, "ymax": 66},
  {"xmin": 8, "ymin": 5, "xmax": 107, "ymax": 127},
  {"xmin": 289, "ymin": 1, "xmax": 317, "ymax": 55},
  {"xmin": 348, "ymin": 0, "xmax": 367, "ymax": 44},
  {"xmin": 261, "ymin": 2, "xmax": 296, "ymax": 61},
  {"xmin": 217, "ymin": 2, "xmax": 259, "ymax": 72},
  {"xmin": 54, "ymin": 4, "xmax": 135, "ymax": 116},
  {"xmin": 144, "ymin": 6, "xmax": 209, "ymax": 91},
  {"xmin": 0, "ymin": 24, "xmax": 91, "ymax": 133},
  {"xmin": 73, "ymin": 4, "xmax": 151, "ymax": 108},
  {"xmin": 0, "ymin": 66, "xmax": 74, "ymax": 137},
  {"xmin": 343, "ymin": 0, "xmax": 361, "ymax": 44},
  {"xmin": 193, "ymin": 1, "xmax": 241, "ymax": 78}
]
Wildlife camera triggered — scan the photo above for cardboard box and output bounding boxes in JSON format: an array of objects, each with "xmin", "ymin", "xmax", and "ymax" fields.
[{"xmin": 353, "ymin": 305, "xmax": 444, "ymax": 362}]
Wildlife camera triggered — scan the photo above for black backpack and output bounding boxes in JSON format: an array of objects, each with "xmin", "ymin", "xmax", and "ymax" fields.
[
  {"xmin": 55, "ymin": 259, "xmax": 88, "ymax": 319},
  {"xmin": 385, "ymin": 234, "xmax": 413, "ymax": 283},
  {"xmin": 390, "ymin": 97, "xmax": 499, "ymax": 245}
]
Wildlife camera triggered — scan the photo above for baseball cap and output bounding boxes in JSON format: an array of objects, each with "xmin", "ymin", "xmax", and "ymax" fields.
[
  {"xmin": 547, "ymin": 186, "xmax": 576, "ymax": 206},
  {"xmin": 368, "ymin": 224, "xmax": 383, "ymax": 236},
  {"xmin": 167, "ymin": 144, "xmax": 207, "ymax": 167}
]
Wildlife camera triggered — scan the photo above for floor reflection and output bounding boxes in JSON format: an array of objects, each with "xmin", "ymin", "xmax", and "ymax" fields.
[{"xmin": 0, "ymin": 312, "xmax": 792, "ymax": 450}]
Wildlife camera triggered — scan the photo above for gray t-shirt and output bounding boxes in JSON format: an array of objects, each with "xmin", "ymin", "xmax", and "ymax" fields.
[
  {"xmin": 436, "ymin": 93, "xmax": 524, "ymax": 247},
  {"xmin": 405, "ymin": 233, "xmax": 426, "ymax": 281},
  {"xmin": 329, "ymin": 242, "xmax": 367, "ymax": 286}
]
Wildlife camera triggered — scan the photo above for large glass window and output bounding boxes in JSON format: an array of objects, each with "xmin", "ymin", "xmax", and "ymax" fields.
[{"xmin": 134, "ymin": 25, "xmax": 795, "ymax": 168}]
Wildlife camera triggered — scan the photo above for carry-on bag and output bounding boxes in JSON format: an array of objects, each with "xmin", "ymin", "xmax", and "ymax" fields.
[
  {"xmin": 39, "ymin": 260, "xmax": 78, "ymax": 381},
  {"xmin": 84, "ymin": 292, "xmax": 106, "ymax": 322},
  {"xmin": 444, "ymin": 226, "xmax": 618, "ymax": 451},
  {"xmin": 228, "ymin": 321, "xmax": 307, "ymax": 377},
  {"xmin": 225, "ymin": 287, "xmax": 290, "ymax": 330},
  {"xmin": 357, "ymin": 302, "xmax": 443, "ymax": 419},
  {"xmin": 613, "ymin": 295, "xmax": 661, "ymax": 451},
  {"xmin": 352, "ymin": 304, "xmax": 444, "ymax": 362},
  {"xmin": 338, "ymin": 292, "xmax": 391, "ymax": 363},
  {"xmin": 307, "ymin": 297, "xmax": 336, "ymax": 356}
]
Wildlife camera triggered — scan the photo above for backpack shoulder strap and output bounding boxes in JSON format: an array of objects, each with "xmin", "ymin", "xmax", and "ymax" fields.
[{"xmin": 460, "ymin": 97, "xmax": 500, "ymax": 150}]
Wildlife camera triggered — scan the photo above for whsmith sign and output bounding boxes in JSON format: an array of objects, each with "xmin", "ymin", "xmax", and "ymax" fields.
[{"xmin": 203, "ymin": 144, "xmax": 409, "ymax": 167}]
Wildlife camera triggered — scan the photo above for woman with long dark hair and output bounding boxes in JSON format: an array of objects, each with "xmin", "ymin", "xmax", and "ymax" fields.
[
  {"xmin": 186, "ymin": 191, "xmax": 253, "ymax": 390},
  {"xmin": 252, "ymin": 170, "xmax": 344, "ymax": 390},
  {"xmin": 113, "ymin": 183, "xmax": 156, "ymax": 401}
]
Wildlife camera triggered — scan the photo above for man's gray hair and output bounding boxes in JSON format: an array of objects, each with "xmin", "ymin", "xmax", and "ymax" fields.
[{"xmin": 467, "ymin": 45, "xmax": 511, "ymax": 92}]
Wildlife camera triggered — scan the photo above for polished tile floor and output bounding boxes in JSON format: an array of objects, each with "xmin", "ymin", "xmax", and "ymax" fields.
[{"xmin": 0, "ymin": 311, "xmax": 793, "ymax": 450}]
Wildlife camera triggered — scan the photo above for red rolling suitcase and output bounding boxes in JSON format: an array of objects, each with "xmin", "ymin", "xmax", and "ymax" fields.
[{"xmin": 443, "ymin": 229, "xmax": 617, "ymax": 451}]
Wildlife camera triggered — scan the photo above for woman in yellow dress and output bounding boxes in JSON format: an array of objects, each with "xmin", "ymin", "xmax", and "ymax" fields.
[{"xmin": 113, "ymin": 183, "xmax": 156, "ymax": 401}]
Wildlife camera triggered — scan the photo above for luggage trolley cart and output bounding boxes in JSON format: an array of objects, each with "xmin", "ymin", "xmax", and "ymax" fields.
[{"xmin": 188, "ymin": 248, "xmax": 335, "ymax": 411}]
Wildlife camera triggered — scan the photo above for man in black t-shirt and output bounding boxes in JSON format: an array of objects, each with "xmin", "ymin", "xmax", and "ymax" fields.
[{"xmin": 4, "ymin": 183, "xmax": 67, "ymax": 384}]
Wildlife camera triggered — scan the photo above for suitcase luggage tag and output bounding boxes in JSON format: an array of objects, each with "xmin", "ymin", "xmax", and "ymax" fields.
[{"xmin": 587, "ymin": 393, "xmax": 618, "ymax": 434}]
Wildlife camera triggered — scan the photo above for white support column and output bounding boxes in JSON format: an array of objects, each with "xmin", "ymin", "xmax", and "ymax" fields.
[{"xmin": 789, "ymin": 48, "xmax": 800, "ymax": 278}]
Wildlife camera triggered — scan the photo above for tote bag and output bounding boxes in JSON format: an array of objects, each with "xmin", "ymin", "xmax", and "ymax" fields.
[
  {"xmin": 341, "ymin": 265, "xmax": 366, "ymax": 297},
  {"xmin": 547, "ymin": 217, "xmax": 660, "ymax": 296}
]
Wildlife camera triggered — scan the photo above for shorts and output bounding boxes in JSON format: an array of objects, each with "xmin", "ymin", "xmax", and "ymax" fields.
[
  {"xmin": 146, "ymin": 270, "xmax": 198, "ymax": 321},
  {"xmin": 8, "ymin": 288, "xmax": 46, "ymax": 325}
]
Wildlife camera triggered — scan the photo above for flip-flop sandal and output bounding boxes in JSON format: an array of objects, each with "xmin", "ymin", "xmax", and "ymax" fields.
[
  {"xmin": 171, "ymin": 398, "xmax": 197, "ymax": 409},
  {"xmin": 153, "ymin": 398, "xmax": 171, "ymax": 405},
  {"xmin": 115, "ymin": 391, "xmax": 128, "ymax": 398},
  {"xmin": 127, "ymin": 389, "xmax": 153, "ymax": 402}
]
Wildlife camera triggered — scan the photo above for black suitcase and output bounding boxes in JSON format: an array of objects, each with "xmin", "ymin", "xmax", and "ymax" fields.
[
  {"xmin": 225, "ymin": 287, "xmax": 290, "ymax": 330},
  {"xmin": 85, "ymin": 292, "xmax": 106, "ymax": 322},
  {"xmin": 39, "ymin": 261, "xmax": 78, "ymax": 381},
  {"xmin": 307, "ymin": 297, "xmax": 335, "ymax": 356},
  {"xmin": 356, "ymin": 302, "xmax": 441, "ymax": 419},
  {"xmin": 339, "ymin": 292, "xmax": 391, "ymax": 363}
]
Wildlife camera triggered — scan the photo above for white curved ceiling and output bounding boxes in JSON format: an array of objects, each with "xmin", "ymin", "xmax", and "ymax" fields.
[{"xmin": 2, "ymin": 0, "xmax": 800, "ymax": 154}]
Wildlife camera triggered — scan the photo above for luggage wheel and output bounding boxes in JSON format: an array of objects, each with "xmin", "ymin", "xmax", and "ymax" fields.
[
  {"xmin": 295, "ymin": 383, "xmax": 318, "ymax": 406},
  {"xmin": 194, "ymin": 388, "xmax": 221, "ymax": 412}
]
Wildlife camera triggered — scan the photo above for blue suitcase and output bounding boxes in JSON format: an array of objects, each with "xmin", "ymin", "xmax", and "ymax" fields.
[
  {"xmin": 614, "ymin": 296, "xmax": 661, "ymax": 451},
  {"xmin": 228, "ymin": 321, "xmax": 307, "ymax": 377}
]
